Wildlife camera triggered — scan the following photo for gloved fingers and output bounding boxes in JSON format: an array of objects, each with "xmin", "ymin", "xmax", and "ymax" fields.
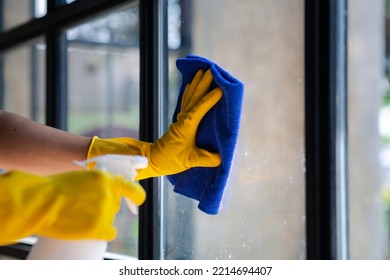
[
  {"xmin": 180, "ymin": 83, "xmax": 191, "ymax": 112},
  {"xmin": 190, "ymin": 148, "xmax": 221, "ymax": 168},
  {"xmin": 188, "ymin": 87, "xmax": 223, "ymax": 125},
  {"xmin": 97, "ymin": 225, "xmax": 117, "ymax": 241},
  {"xmin": 181, "ymin": 69, "xmax": 205, "ymax": 112},
  {"xmin": 188, "ymin": 69, "xmax": 214, "ymax": 110},
  {"xmin": 118, "ymin": 178, "xmax": 147, "ymax": 206}
]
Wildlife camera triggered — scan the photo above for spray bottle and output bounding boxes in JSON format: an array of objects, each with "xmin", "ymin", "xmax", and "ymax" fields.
[{"xmin": 27, "ymin": 154, "xmax": 148, "ymax": 260}]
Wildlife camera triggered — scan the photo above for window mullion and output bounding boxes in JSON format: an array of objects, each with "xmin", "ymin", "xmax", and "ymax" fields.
[
  {"xmin": 139, "ymin": 0, "xmax": 167, "ymax": 260},
  {"xmin": 44, "ymin": 0, "xmax": 66, "ymax": 129},
  {"xmin": 45, "ymin": 30, "xmax": 67, "ymax": 129},
  {"xmin": 305, "ymin": 0, "xmax": 349, "ymax": 260},
  {"xmin": 47, "ymin": 0, "xmax": 65, "ymax": 12}
]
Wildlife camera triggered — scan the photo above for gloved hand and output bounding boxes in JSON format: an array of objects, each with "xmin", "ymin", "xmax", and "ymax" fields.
[
  {"xmin": 88, "ymin": 69, "xmax": 223, "ymax": 180},
  {"xmin": 0, "ymin": 170, "xmax": 146, "ymax": 245}
]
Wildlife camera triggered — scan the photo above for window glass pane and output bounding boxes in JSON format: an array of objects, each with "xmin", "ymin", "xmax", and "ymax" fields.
[
  {"xmin": 0, "ymin": 0, "xmax": 76, "ymax": 29},
  {"xmin": 164, "ymin": 0, "xmax": 305, "ymax": 259},
  {"xmin": 66, "ymin": 2, "xmax": 139, "ymax": 258},
  {"xmin": 348, "ymin": 0, "xmax": 389, "ymax": 259},
  {"xmin": 1, "ymin": 38, "xmax": 45, "ymax": 124},
  {"xmin": 2, "ymin": 0, "xmax": 37, "ymax": 31}
]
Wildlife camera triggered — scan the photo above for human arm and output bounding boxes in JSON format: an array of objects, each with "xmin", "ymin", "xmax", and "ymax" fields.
[
  {"xmin": 0, "ymin": 110, "xmax": 92, "ymax": 175},
  {"xmin": 0, "ymin": 69, "xmax": 222, "ymax": 178}
]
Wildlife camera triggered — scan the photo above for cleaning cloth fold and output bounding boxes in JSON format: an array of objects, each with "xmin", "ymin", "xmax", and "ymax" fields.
[{"xmin": 167, "ymin": 55, "xmax": 244, "ymax": 214}]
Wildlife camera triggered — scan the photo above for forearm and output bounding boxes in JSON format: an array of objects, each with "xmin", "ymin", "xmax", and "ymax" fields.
[{"xmin": 0, "ymin": 110, "xmax": 92, "ymax": 175}]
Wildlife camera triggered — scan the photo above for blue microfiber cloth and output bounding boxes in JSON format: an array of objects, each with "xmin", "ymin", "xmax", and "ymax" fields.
[{"xmin": 167, "ymin": 55, "xmax": 244, "ymax": 215}]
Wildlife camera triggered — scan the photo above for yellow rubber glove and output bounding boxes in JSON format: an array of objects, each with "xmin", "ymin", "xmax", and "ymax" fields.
[
  {"xmin": 88, "ymin": 69, "xmax": 223, "ymax": 180},
  {"xmin": 0, "ymin": 170, "xmax": 146, "ymax": 245}
]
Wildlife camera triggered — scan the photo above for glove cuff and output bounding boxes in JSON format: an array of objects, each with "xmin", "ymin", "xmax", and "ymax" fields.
[
  {"xmin": 87, "ymin": 136, "xmax": 100, "ymax": 159},
  {"xmin": 88, "ymin": 136, "xmax": 151, "ymax": 158},
  {"xmin": 87, "ymin": 136, "xmax": 166, "ymax": 180}
]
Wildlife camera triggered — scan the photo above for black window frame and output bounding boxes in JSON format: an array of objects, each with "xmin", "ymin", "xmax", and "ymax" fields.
[
  {"xmin": 0, "ymin": 0, "xmax": 349, "ymax": 260},
  {"xmin": 305, "ymin": 0, "xmax": 349, "ymax": 260}
]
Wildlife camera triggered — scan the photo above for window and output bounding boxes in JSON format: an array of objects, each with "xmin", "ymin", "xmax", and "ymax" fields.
[
  {"xmin": 2, "ymin": 0, "xmax": 38, "ymax": 31},
  {"xmin": 0, "ymin": 38, "xmax": 45, "ymax": 123},
  {"xmin": 348, "ymin": 0, "xmax": 389, "ymax": 259},
  {"xmin": 0, "ymin": 0, "xmax": 142, "ymax": 260},
  {"xmin": 66, "ymin": 2, "xmax": 140, "ymax": 257},
  {"xmin": 164, "ymin": 0, "xmax": 305, "ymax": 260},
  {"xmin": 0, "ymin": 0, "xmax": 388, "ymax": 260}
]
